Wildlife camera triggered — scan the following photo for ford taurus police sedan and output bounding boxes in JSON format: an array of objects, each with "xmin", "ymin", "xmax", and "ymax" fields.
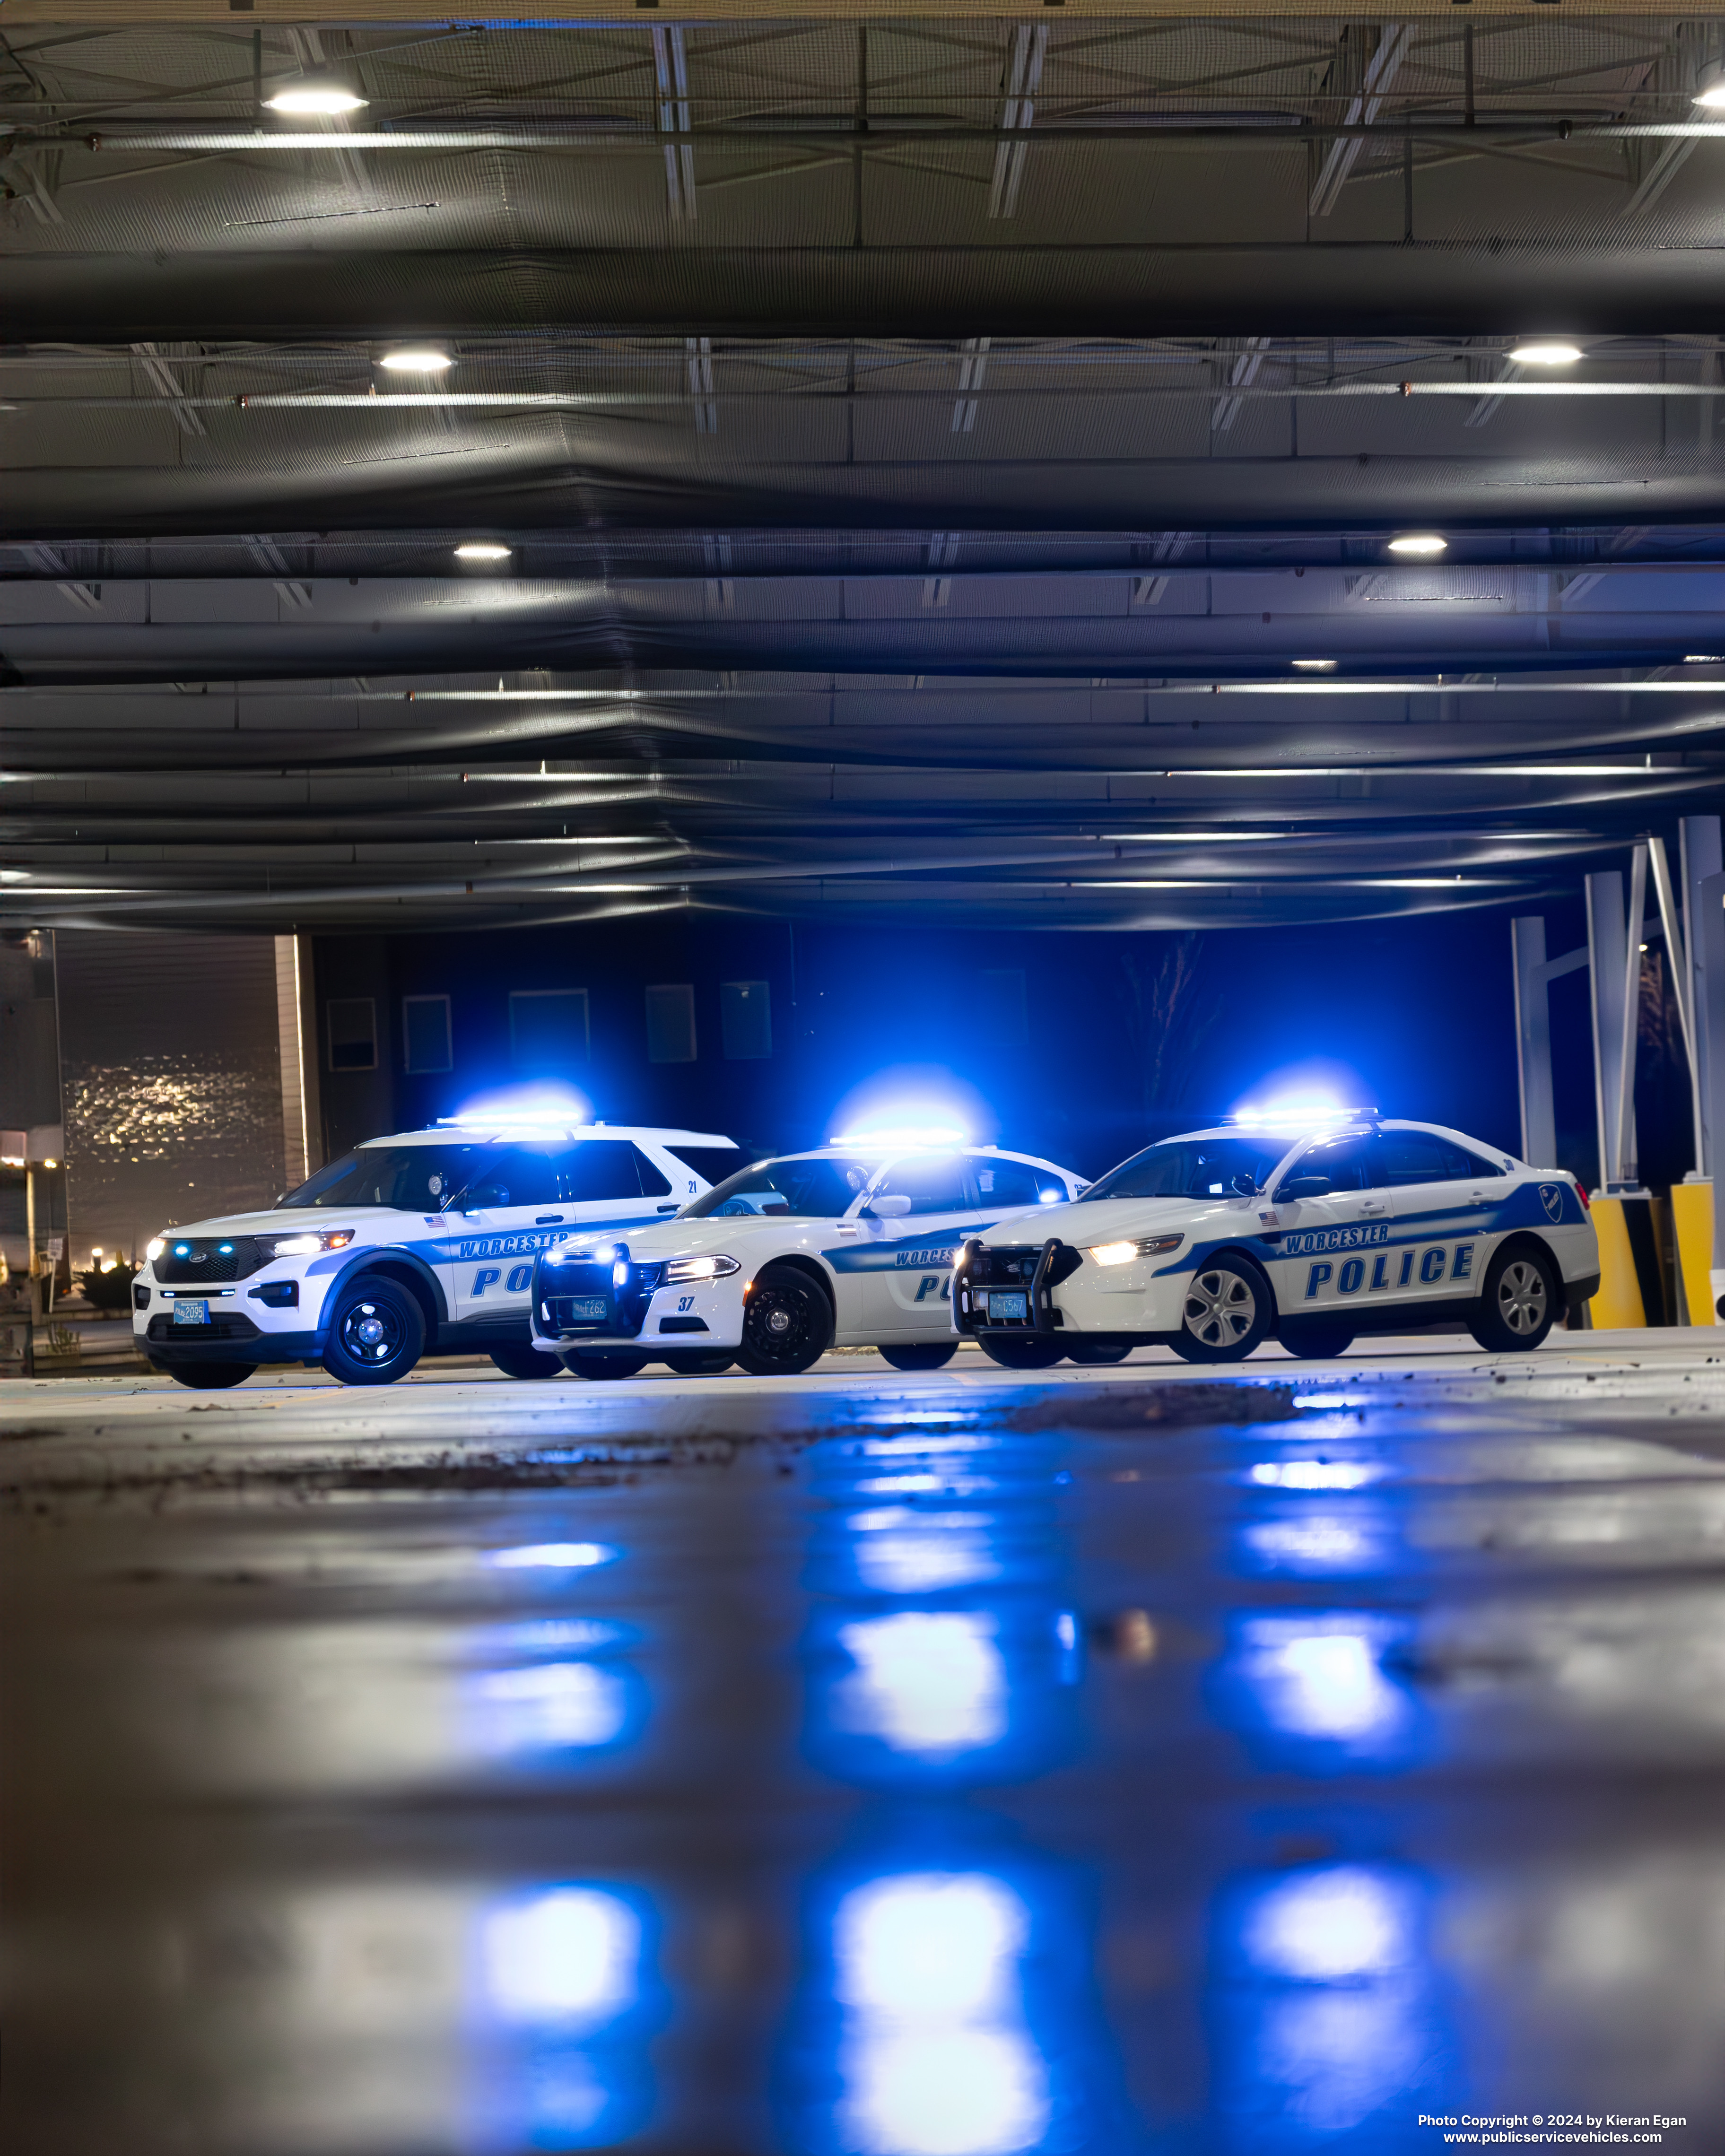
[
  {"xmin": 133, "ymin": 1121, "xmax": 742, "ymax": 1388},
  {"xmin": 953, "ymin": 1116, "xmax": 1600, "ymax": 1365},
  {"xmin": 529, "ymin": 1141, "xmax": 1084, "ymax": 1378}
]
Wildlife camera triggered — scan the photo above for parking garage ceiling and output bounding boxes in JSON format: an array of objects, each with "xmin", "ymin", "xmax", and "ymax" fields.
[{"xmin": 5, "ymin": 11, "xmax": 1725, "ymax": 933}]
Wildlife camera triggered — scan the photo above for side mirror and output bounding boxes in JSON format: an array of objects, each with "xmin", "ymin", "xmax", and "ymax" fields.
[
  {"xmin": 1278, "ymin": 1174, "xmax": 1333, "ymax": 1200},
  {"xmin": 864, "ymin": 1193, "xmax": 914, "ymax": 1218},
  {"xmin": 1229, "ymin": 1173, "xmax": 1260, "ymax": 1197}
]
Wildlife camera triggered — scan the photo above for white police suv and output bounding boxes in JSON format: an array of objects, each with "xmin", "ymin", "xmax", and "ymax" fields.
[
  {"xmin": 133, "ymin": 1121, "xmax": 742, "ymax": 1389},
  {"xmin": 529, "ymin": 1140, "xmax": 1084, "ymax": 1378},
  {"xmin": 953, "ymin": 1115, "xmax": 1600, "ymax": 1365}
]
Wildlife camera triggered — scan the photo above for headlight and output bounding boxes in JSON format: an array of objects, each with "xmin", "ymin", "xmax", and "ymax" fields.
[
  {"xmin": 146, "ymin": 1237, "xmax": 165, "ymax": 1261},
  {"xmin": 262, "ymin": 1229, "xmax": 355, "ymax": 1258},
  {"xmin": 662, "ymin": 1253, "xmax": 741, "ymax": 1284},
  {"xmin": 1088, "ymin": 1234, "xmax": 1184, "ymax": 1266}
]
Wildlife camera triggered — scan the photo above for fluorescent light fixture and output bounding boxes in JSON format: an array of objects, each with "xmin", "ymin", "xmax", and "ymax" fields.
[
  {"xmin": 1290, "ymin": 659, "xmax": 1338, "ymax": 671},
  {"xmin": 264, "ymin": 85, "xmax": 368, "ymax": 115},
  {"xmin": 1684, "ymin": 654, "xmax": 1724, "ymax": 664},
  {"xmin": 456, "ymin": 541, "xmax": 513, "ymax": 561},
  {"xmin": 1695, "ymin": 61, "xmax": 1725, "ymax": 106},
  {"xmin": 1387, "ymin": 534, "xmax": 1447, "ymax": 556},
  {"xmin": 1507, "ymin": 342, "xmax": 1582, "ymax": 365},
  {"xmin": 378, "ymin": 348, "xmax": 453, "ymax": 373}
]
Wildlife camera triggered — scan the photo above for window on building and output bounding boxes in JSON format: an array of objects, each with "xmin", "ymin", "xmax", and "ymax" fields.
[
  {"xmin": 721, "ymin": 980, "xmax": 771, "ymax": 1060},
  {"xmin": 327, "ymin": 998, "xmax": 377, "ymax": 1073},
  {"xmin": 402, "ymin": 994, "xmax": 453, "ymax": 1075},
  {"xmin": 646, "ymin": 983, "xmax": 697, "ymax": 1063},
  {"xmin": 973, "ymin": 968, "xmax": 1028, "ymax": 1047},
  {"xmin": 510, "ymin": 989, "xmax": 589, "ymax": 1071}
]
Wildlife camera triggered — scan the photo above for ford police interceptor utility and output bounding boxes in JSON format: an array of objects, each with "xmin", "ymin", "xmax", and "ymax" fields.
[
  {"xmin": 953, "ymin": 1114, "xmax": 1601, "ymax": 1365},
  {"xmin": 529, "ymin": 1139, "xmax": 1084, "ymax": 1378},
  {"xmin": 132, "ymin": 1121, "xmax": 742, "ymax": 1388}
]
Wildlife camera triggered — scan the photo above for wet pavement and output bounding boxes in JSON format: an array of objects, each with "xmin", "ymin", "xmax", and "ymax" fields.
[{"xmin": 5, "ymin": 1334, "xmax": 1725, "ymax": 2156}]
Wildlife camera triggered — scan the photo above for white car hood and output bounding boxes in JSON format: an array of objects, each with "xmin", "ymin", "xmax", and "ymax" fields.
[
  {"xmin": 562, "ymin": 1216, "xmax": 793, "ymax": 1258},
  {"xmin": 149, "ymin": 1206, "xmax": 408, "ymax": 1239},
  {"xmin": 987, "ymin": 1193, "xmax": 1255, "ymax": 1242}
]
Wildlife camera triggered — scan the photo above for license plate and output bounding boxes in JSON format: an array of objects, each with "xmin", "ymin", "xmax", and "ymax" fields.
[
  {"xmin": 173, "ymin": 1300, "xmax": 209, "ymax": 1326},
  {"xmin": 985, "ymin": 1291, "xmax": 1028, "ymax": 1322},
  {"xmin": 568, "ymin": 1297, "xmax": 609, "ymax": 1321}
]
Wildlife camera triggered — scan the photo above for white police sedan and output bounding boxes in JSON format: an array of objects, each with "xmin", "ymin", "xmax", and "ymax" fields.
[
  {"xmin": 953, "ymin": 1116, "xmax": 1600, "ymax": 1365},
  {"xmin": 132, "ymin": 1121, "xmax": 742, "ymax": 1389},
  {"xmin": 530, "ymin": 1141, "xmax": 1083, "ymax": 1377}
]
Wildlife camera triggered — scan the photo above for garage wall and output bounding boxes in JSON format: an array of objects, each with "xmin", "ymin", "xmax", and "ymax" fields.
[{"xmin": 56, "ymin": 931, "xmax": 289, "ymax": 1258}]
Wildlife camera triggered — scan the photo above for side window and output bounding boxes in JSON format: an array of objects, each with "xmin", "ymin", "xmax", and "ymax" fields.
[
  {"xmin": 1463, "ymin": 1148, "xmax": 1506, "ymax": 1179},
  {"xmin": 631, "ymin": 1144, "xmax": 672, "ymax": 1197},
  {"xmin": 1378, "ymin": 1131, "xmax": 1474, "ymax": 1186},
  {"xmin": 1291, "ymin": 1134, "xmax": 1379, "ymax": 1192},
  {"xmin": 873, "ymin": 1155, "xmax": 971, "ymax": 1217},
  {"xmin": 462, "ymin": 1146, "xmax": 563, "ymax": 1209},
  {"xmin": 558, "ymin": 1140, "xmax": 648, "ymax": 1202},
  {"xmin": 970, "ymin": 1157, "xmax": 1051, "ymax": 1208}
]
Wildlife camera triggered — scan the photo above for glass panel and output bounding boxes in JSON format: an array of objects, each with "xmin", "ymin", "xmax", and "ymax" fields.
[
  {"xmin": 558, "ymin": 1140, "xmax": 648, "ymax": 1203},
  {"xmin": 1377, "ymin": 1131, "xmax": 1475, "ymax": 1186},
  {"xmin": 970, "ymin": 1157, "xmax": 1049, "ymax": 1208},
  {"xmin": 685, "ymin": 1156, "xmax": 876, "ymax": 1219},
  {"xmin": 1293, "ymin": 1134, "xmax": 1378, "ymax": 1192},
  {"xmin": 1086, "ymin": 1136, "xmax": 1288, "ymax": 1201},
  {"xmin": 630, "ymin": 1144, "xmax": 672, "ymax": 1197},
  {"xmin": 663, "ymin": 1144, "xmax": 744, "ymax": 1186},
  {"xmin": 874, "ymin": 1155, "xmax": 970, "ymax": 1216},
  {"xmin": 281, "ymin": 1143, "xmax": 480, "ymax": 1210}
]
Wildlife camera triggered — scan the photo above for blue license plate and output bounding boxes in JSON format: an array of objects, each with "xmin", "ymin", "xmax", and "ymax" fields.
[
  {"xmin": 173, "ymin": 1300, "xmax": 209, "ymax": 1326},
  {"xmin": 569, "ymin": 1297, "xmax": 609, "ymax": 1321},
  {"xmin": 985, "ymin": 1291, "xmax": 1028, "ymax": 1322}
]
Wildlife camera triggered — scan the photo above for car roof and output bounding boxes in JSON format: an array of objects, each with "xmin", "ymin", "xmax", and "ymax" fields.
[
  {"xmin": 361, "ymin": 1125, "xmax": 738, "ymax": 1148},
  {"xmin": 748, "ymin": 1142, "xmax": 1071, "ymax": 1173},
  {"xmin": 1161, "ymin": 1118, "xmax": 1504, "ymax": 1152}
]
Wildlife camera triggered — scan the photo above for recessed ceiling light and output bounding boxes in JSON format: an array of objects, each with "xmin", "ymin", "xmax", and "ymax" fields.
[
  {"xmin": 1694, "ymin": 61, "xmax": 1725, "ymax": 106},
  {"xmin": 380, "ymin": 349, "xmax": 454, "ymax": 373},
  {"xmin": 1387, "ymin": 534, "xmax": 1447, "ymax": 556},
  {"xmin": 264, "ymin": 85, "xmax": 368, "ymax": 115},
  {"xmin": 456, "ymin": 542, "xmax": 513, "ymax": 561},
  {"xmin": 1684, "ymin": 654, "xmax": 1723, "ymax": 664},
  {"xmin": 1290, "ymin": 659, "xmax": 1338, "ymax": 671},
  {"xmin": 1508, "ymin": 342, "xmax": 1583, "ymax": 365}
]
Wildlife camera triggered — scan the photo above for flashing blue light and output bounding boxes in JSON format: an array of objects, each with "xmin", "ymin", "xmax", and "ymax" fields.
[
  {"xmin": 833, "ymin": 1121, "xmax": 970, "ymax": 1150},
  {"xmin": 1232, "ymin": 1093, "xmax": 1370, "ymax": 1129},
  {"xmin": 173, "ymin": 1244, "xmax": 189, "ymax": 1255},
  {"xmin": 612, "ymin": 1258, "xmax": 630, "ymax": 1289},
  {"xmin": 488, "ymin": 1542, "xmax": 617, "ymax": 1572},
  {"xmin": 218, "ymin": 1242, "xmax": 234, "ymax": 1253},
  {"xmin": 438, "ymin": 1080, "xmax": 592, "ymax": 1132}
]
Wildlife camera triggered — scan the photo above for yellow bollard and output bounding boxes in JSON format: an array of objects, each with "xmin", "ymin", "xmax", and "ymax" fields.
[
  {"xmin": 1670, "ymin": 1179, "xmax": 1716, "ymax": 1327},
  {"xmin": 1587, "ymin": 1195, "xmax": 1647, "ymax": 1329}
]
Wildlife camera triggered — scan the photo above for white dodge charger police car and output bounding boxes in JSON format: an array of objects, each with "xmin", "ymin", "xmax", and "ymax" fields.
[
  {"xmin": 953, "ymin": 1115, "xmax": 1601, "ymax": 1365},
  {"xmin": 529, "ymin": 1140, "xmax": 1084, "ymax": 1377},
  {"xmin": 133, "ymin": 1121, "xmax": 742, "ymax": 1388}
]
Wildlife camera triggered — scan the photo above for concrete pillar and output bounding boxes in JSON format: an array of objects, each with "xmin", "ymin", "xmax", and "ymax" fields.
[
  {"xmin": 1585, "ymin": 869, "xmax": 1634, "ymax": 1192},
  {"xmin": 1511, "ymin": 916, "xmax": 1557, "ymax": 1168},
  {"xmin": 274, "ymin": 933, "xmax": 322, "ymax": 1190},
  {"xmin": 1681, "ymin": 817, "xmax": 1722, "ymax": 1179}
]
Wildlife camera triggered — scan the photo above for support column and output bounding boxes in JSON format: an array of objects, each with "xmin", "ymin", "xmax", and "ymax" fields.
[
  {"xmin": 1585, "ymin": 869, "xmax": 1632, "ymax": 1192},
  {"xmin": 1511, "ymin": 916, "xmax": 1555, "ymax": 1168},
  {"xmin": 274, "ymin": 934, "xmax": 322, "ymax": 1190},
  {"xmin": 1675, "ymin": 818, "xmax": 1722, "ymax": 1324}
]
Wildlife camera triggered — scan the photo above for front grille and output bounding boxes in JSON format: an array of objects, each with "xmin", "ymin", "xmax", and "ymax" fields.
[
  {"xmin": 147, "ymin": 1312, "xmax": 261, "ymax": 1343},
  {"xmin": 155, "ymin": 1237, "xmax": 267, "ymax": 1285},
  {"xmin": 535, "ymin": 1252, "xmax": 663, "ymax": 1338}
]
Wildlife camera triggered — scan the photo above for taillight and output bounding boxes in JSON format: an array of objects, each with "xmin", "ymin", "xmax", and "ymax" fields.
[{"xmin": 1575, "ymin": 1183, "xmax": 1591, "ymax": 1213}]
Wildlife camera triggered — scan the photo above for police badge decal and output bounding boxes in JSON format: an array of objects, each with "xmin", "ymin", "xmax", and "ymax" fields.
[{"xmin": 1540, "ymin": 1183, "xmax": 1564, "ymax": 1223}]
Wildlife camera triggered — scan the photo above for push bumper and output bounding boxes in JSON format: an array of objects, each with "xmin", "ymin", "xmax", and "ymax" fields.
[
  {"xmin": 954, "ymin": 1238, "xmax": 1083, "ymax": 1336},
  {"xmin": 530, "ymin": 1247, "xmax": 743, "ymax": 1355}
]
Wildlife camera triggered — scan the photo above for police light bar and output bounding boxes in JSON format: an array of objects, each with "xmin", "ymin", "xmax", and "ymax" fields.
[
  {"xmin": 1229, "ymin": 1098, "xmax": 1380, "ymax": 1130},
  {"xmin": 830, "ymin": 1123, "xmax": 969, "ymax": 1149}
]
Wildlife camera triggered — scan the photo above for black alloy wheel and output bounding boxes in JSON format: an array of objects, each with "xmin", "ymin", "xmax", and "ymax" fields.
[
  {"xmin": 879, "ymin": 1341, "xmax": 959, "ymax": 1372},
  {"xmin": 735, "ymin": 1262, "xmax": 834, "ymax": 1375},
  {"xmin": 321, "ymin": 1274, "xmax": 426, "ymax": 1385},
  {"xmin": 661, "ymin": 1349, "xmax": 736, "ymax": 1374},
  {"xmin": 165, "ymin": 1362, "xmax": 256, "ymax": 1390},
  {"xmin": 560, "ymin": 1350, "xmax": 650, "ymax": 1379},
  {"xmin": 1065, "ymin": 1340, "xmax": 1133, "ymax": 1365},
  {"xmin": 489, "ymin": 1343, "xmax": 565, "ymax": 1380},
  {"xmin": 1469, "ymin": 1245, "xmax": 1560, "ymax": 1353},
  {"xmin": 1168, "ymin": 1257, "xmax": 1274, "ymax": 1363},
  {"xmin": 1278, "ymin": 1323, "xmax": 1356, "ymax": 1360},
  {"xmin": 977, "ymin": 1333, "xmax": 1066, "ymax": 1370}
]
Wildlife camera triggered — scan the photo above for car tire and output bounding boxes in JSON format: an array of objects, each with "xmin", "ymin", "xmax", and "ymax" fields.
[
  {"xmin": 660, "ymin": 1350, "xmax": 736, "ymax": 1374},
  {"xmin": 321, "ymin": 1274, "xmax": 426, "ymax": 1386},
  {"xmin": 165, "ymin": 1362, "xmax": 256, "ymax": 1390},
  {"xmin": 1278, "ymin": 1323, "xmax": 1356, "ymax": 1360},
  {"xmin": 1468, "ymin": 1243, "xmax": 1560, "ymax": 1353},
  {"xmin": 1065, "ymin": 1340, "xmax": 1133, "ymax": 1365},
  {"xmin": 489, "ymin": 1344, "xmax": 564, "ymax": 1380},
  {"xmin": 1168, "ymin": 1255, "xmax": 1274, "ymax": 1363},
  {"xmin": 559, "ymin": 1351, "xmax": 650, "ymax": 1379},
  {"xmin": 977, "ymin": 1334, "xmax": 1066, "ymax": 1370},
  {"xmin": 879, "ymin": 1342, "xmax": 958, "ymax": 1372},
  {"xmin": 735, "ymin": 1262, "xmax": 834, "ymax": 1376}
]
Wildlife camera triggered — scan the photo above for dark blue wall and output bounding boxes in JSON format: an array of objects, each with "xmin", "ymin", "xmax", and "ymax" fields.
[{"xmin": 311, "ymin": 905, "xmax": 1538, "ymax": 1185}]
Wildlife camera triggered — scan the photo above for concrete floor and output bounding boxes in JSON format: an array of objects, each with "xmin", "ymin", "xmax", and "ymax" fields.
[{"xmin": 5, "ymin": 1332, "xmax": 1725, "ymax": 2155}]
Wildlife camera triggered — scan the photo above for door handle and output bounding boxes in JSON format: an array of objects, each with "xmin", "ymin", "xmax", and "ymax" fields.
[
  {"xmin": 535, "ymin": 1215, "xmax": 565, "ymax": 1225},
  {"xmin": 657, "ymin": 1203, "xmax": 678, "ymax": 1213},
  {"xmin": 1359, "ymin": 1201, "xmax": 1389, "ymax": 1216}
]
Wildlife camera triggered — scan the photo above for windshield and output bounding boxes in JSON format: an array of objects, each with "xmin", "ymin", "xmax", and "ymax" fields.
[
  {"xmin": 1082, "ymin": 1135, "xmax": 1289, "ymax": 1203},
  {"xmin": 682, "ymin": 1155, "xmax": 879, "ymax": 1219},
  {"xmin": 279, "ymin": 1144, "xmax": 483, "ymax": 1210}
]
